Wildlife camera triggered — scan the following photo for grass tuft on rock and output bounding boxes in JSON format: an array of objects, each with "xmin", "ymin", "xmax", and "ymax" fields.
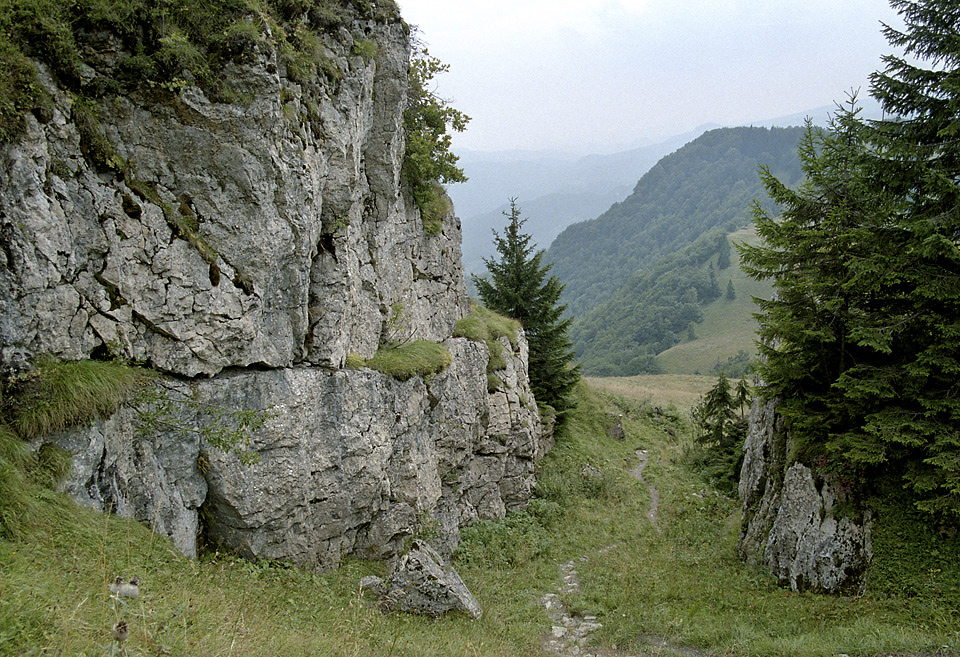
[
  {"xmin": 3, "ymin": 357, "xmax": 150, "ymax": 441},
  {"xmin": 454, "ymin": 300, "xmax": 521, "ymax": 347},
  {"xmin": 364, "ymin": 341, "xmax": 452, "ymax": 381},
  {"xmin": 454, "ymin": 300, "xmax": 520, "ymax": 374}
]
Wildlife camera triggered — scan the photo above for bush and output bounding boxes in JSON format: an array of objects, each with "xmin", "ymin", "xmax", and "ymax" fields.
[{"xmin": 402, "ymin": 49, "xmax": 469, "ymax": 228}]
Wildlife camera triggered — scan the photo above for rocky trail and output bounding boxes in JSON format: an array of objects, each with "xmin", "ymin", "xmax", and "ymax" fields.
[
  {"xmin": 632, "ymin": 450, "xmax": 660, "ymax": 531},
  {"xmin": 540, "ymin": 449, "xmax": 710, "ymax": 657}
]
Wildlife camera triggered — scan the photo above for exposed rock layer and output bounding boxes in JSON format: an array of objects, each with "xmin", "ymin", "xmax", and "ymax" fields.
[
  {"xmin": 0, "ymin": 20, "xmax": 465, "ymax": 377},
  {"xmin": 738, "ymin": 399, "xmax": 872, "ymax": 593},
  {"xmin": 2, "ymin": 11, "xmax": 548, "ymax": 568}
]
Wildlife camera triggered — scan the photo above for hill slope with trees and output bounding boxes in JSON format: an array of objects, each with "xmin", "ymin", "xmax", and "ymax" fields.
[{"xmin": 545, "ymin": 126, "xmax": 806, "ymax": 319}]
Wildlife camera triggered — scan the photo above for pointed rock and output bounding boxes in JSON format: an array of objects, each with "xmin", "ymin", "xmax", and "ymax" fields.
[{"xmin": 382, "ymin": 540, "xmax": 481, "ymax": 618}]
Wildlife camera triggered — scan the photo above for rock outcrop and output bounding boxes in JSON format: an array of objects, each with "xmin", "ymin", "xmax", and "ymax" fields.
[
  {"xmin": 0, "ymin": 19, "xmax": 463, "ymax": 378},
  {"xmin": 2, "ymin": 8, "xmax": 549, "ymax": 570},
  {"xmin": 738, "ymin": 399, "xmax": 872, "ymax": 594}
]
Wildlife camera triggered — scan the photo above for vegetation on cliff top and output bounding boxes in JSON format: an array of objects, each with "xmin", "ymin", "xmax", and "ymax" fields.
[
  {"xmin": 0, "ymin": 0, "xmax": 401, "ymax": 142},
  {"xmin": 402, "ymin": 46, "xmax": 470, "ymax": 233}
]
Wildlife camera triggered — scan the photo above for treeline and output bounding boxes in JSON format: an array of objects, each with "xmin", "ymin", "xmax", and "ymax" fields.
[
  {"xmin": 545, "ymin": 126, "xmax": 805, "ymax": 319},
  {"xmin": 572, "ymin": 230, "xmax": 731, "ymax": 376}
]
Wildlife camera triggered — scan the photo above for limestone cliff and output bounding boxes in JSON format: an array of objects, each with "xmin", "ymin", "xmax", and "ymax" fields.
[
  {"xmin": 1, "ymin": 7, "xmax": 549, "ymax": 568},
  {"xmin": 738, "ymin": 399, "xmax": 872, "ymax": 594}
]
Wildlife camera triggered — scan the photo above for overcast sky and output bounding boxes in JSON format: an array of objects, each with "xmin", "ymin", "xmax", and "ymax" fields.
[{"xmin": 397, "ymin": 0, "xmax": 903, "ymax": 154}]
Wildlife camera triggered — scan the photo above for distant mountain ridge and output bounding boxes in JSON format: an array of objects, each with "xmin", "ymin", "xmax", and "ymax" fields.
[
  {"xmin": 452, "ymin": 129, "xmax": 707, "ymax": 276},
  {"xmin": 451, "ymin": 99, "xmax": 884, "ymax": 281},
  {"xmin": 545, "ymin": 126, "xmax": 806, "ymax": 320}
]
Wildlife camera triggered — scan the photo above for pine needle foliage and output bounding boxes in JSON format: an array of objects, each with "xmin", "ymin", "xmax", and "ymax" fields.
[
  {"xmin": 739, "ymin": 0, "xmax": 960, "ymax": 520},
  {"xmin": 472, "ymin": 200, "xmax": 580, "ymax": 421}
]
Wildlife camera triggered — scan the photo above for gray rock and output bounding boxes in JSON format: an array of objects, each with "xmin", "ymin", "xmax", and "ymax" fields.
[
  {"xmin": 198, "ymin": 337, "xmax": 545, "ymax": 569},
  {"xmin": 738, "ymin": 398, "xmax": 872, "ymax": 594},
  {"xmin": 382, "ymin": 540, "xmax": 481, "ymax": 618},
  {"xmin": 0, "ymin": 10, "xmax": 550, "ymax": 573},
  {"xmin": 38, "ymin": 393, "xmax": 206, "ymax": 558},
  {"xmin": 359, "ymin": 575, "xmax": 387, "ymax": 598},
  {"xmin": 607, "ymin": 413, "xmax": 626, "ymax": 441},
  {"xmin": 0, "ymin": 21, "xmax": 467, "ymax": 379}
]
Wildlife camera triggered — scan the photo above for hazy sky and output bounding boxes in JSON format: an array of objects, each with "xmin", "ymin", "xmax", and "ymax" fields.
[{"xmin": 397, "ymin": 0, "xmax": 903, "ymax": 153}]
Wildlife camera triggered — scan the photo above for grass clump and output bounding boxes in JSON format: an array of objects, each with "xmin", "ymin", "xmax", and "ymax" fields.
[
  {"xmin": 364, "ymin": 341, "xmax": 452, "ymax": 381},
  {"xmin": 0, "ymin": 39, "xmax": 51, "ymax": 142},
  {"xmin": 413, "ymin": 182, "xmax": 452, "ymax": 236},
  {"xmin": 454, "ymin": 300, "xmax": 520, "ymax": 347},
  {"xmin": 3, "ymin": 358, "xmax": 149, "ymax": 440},
  {"xmin": 350, "ymin": 38, "xmax": 378, "ymax": 63},
  {"xmin": 0, "ymin": 357, "xmax": 148, "ymax": 539},
  {"xmin": 454, "ymin": 300, "xmax": 521, "ymax": 380}
]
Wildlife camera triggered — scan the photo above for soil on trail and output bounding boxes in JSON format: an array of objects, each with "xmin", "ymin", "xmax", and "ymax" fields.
[
  {"xmin": 540, "ymin": 450, "xmax": 710, "ymax": 657},
  {"xmin": 632, "ymin": 449, "xmax": 660, "ymax": 531}
]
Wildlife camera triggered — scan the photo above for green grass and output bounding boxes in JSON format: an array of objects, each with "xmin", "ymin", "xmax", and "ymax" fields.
[
  {"xmin": 454, "ymin": 301, "xmax": 521, "ymax": 376},
  {"xmin": 657, "ymin": 226, "xmax": 773, "ymax": 375},
  {"xmin": 3, "ymin": 358, "xmax": 150, "ymax": 440},
  {"xmin": 364, "ymin": 341, "xmax": 452, "ymax": 381},
  {"xmin": 0, "ymin": 358, "xmax": 150, "ymax": 539},
  {"xmin": 1, "ymin": 376, "xmax": 957, "ymax": 656},
  {"xmin": 454, "ymin": 301, "xmax": 521, "ymax": 347}
]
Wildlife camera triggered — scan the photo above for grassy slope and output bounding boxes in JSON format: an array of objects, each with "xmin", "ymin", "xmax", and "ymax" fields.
[
  {"xmin": 657, "ymin": 226, "xmax": 773, "ymax": 375},
  {"xmin": 1, "ymin": 382, "xmax": 957, "ymax": 656}
]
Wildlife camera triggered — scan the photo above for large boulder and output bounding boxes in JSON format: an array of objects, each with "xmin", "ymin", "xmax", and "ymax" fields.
[
  {"xmin": 377, "ymin": 540, "xmax": 482, "ymax": 618},
  {"xmin": 738, "ymin": 399, "xmax": 872, "ymax": 593}
]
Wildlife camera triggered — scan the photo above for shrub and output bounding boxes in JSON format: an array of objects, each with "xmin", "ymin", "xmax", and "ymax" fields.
[{"xmin": 402, "ymin": 49, "xmax": 469, "ymax": 228}]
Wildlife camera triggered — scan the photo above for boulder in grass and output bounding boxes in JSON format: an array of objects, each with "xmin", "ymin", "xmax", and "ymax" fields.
[{"xmin": 379, "ymin": 540, "xmax": 482, "ymax": 618}]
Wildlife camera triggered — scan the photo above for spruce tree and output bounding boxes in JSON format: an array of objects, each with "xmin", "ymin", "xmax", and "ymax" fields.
[
  {"xmin": 853, "ymin": 0, "xmax": 960, "ymax": 517},
  {"xmin": 740, "ymin": 0, "xmax": 960, "ymax": 519},
  {"xmin": 472, "ymin": 200, "xmax": 580, "ymax": 419}
]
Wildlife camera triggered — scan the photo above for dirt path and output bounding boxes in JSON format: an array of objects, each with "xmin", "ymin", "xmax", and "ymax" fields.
[
  {"xmin": 541, "ymin": 450, "xmax": 689, "ymax": 657},
  {"xmin": 631, "ymin": 449, "xmax": 660, "ymax": 531}
]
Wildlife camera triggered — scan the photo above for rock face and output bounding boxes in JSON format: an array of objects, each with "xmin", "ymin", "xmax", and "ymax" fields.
[
  {"xmin": 0, "ymin": 20, "xmax": 465, "ymax": 377},
  {"xmin": 738, "ymin": 399, "xmax": 872, "ymax": 594},
  {"xmin": 40, "ymin": 398, "xmax": 206, "ymax": 558},
  {"xmin": 2, "ymin": 9, "xmax": 549, "ymax": 569}
]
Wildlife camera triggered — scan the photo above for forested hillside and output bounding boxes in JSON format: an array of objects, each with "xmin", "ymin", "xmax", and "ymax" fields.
[
  {"xmin": 571, "ymin": 230, "xmax": 730, "ymax": 375},
  {"xmin": 545, "ymin": 126, "xmax": 805, "ymax": 318}
]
